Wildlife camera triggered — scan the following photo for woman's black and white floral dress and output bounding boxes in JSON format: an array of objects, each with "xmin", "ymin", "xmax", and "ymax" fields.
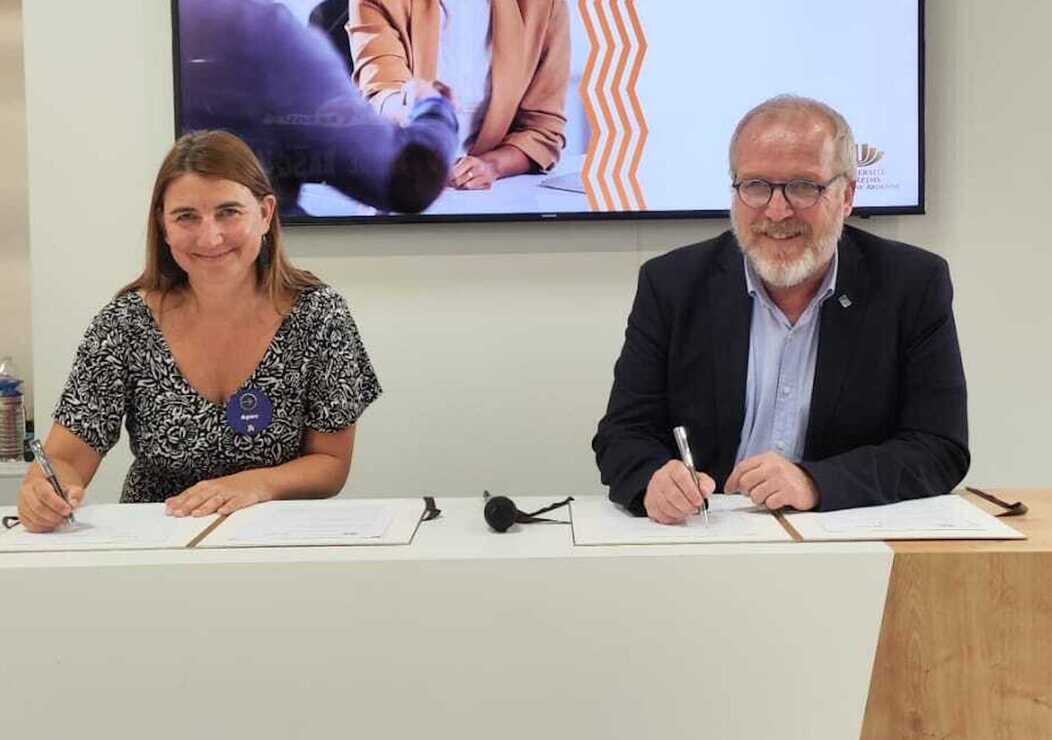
[{"xmin": 54, "ymin": 285, "xmax": 381, "ymax": 502}]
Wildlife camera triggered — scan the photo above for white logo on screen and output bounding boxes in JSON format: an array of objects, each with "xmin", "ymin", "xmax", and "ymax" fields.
[{"xmin": 856, "ymin": 144, "xmax": 884, "ymax": 168}]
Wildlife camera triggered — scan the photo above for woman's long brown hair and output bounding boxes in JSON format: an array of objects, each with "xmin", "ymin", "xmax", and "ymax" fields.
[{"xmin": 120, "ymin": 130, "xmax": 320, "ymax": 313}]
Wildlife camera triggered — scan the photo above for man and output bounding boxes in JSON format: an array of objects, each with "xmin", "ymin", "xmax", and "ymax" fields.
[
  {"xmin": 177, "ymin": 0, "xmax": 458, "ymax": 217},
  {"xmin": 593, "ymin": 96, "xmax": 968, "ymax": 523}
]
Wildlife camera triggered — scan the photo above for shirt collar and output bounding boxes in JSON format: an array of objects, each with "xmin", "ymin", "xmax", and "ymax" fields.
[{"xmin": 743, "ymin": 247, "xmax": 840, "ymax": 320}]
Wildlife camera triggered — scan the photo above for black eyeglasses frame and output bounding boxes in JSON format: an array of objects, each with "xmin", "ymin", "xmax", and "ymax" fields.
[{"xmin": 732, "ymin": 173, "xmax": 846, "ymax": 210}]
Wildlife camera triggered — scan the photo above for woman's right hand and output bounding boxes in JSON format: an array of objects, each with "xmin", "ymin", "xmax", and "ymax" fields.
[{"xmin": 17, "ymin": 476, "xmax": 85, "ymax": 532}]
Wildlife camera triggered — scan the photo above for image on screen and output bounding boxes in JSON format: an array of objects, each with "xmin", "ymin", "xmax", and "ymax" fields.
[{"xmin": 173, "ymin": 0, "xmax": 923, "ymax": 224}]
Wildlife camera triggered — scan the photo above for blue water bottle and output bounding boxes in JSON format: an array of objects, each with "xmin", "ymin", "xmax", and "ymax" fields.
[{"xmin": 0, "ymin": 356, "xmax": 26, "ymax": 463}]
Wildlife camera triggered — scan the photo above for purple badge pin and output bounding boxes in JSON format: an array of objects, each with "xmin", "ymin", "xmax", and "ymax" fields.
[{"xmin": 226, "ymin": 388, "xmax": 273, "ymax": 436}]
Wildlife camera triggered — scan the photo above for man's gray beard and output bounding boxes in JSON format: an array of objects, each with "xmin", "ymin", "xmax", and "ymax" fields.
[{"xmin": 733, "ymin": 218, "xmax": 843, "ymax": 289}]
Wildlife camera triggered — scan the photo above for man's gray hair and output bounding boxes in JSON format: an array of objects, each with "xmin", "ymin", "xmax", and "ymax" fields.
[{"xmin": 728, "ymin": 95, "xmax": 857, "ymax": 183}]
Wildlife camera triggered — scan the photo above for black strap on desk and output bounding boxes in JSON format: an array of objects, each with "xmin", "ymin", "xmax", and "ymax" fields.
[
  {"xmin": 2, "ymin": 515, "xmax": 20, "ymax": 530},
  {"xmin": 421, "ymin": 496, "xmax": 442, "ymax": 522},
  {"xmin": 522, "ymin": 496, "xmax": 575, "ymax": 521},
  {"xmin": 965, "ymin": 487, "xmax": 1028, "ymax": 518}
]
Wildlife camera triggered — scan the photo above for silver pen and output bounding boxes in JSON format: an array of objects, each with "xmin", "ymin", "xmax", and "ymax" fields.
[
  {"xmin": 672, "ymin": 426, "xmax": 709, "ymax": 525},
  {"xmin": 30, "ymin": 439, "xmax": 75, "ymax": 525}
]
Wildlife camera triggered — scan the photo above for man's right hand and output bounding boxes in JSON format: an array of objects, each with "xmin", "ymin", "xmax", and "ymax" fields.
[
  {"xmin": 643, "ymin": 460, "xmax": 715, "ymax": 525},
  {"xmin": 404, "ymin": 79, "xmax": 455, "ymax": 109}
]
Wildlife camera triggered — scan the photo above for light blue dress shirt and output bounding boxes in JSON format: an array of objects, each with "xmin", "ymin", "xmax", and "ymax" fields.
[{"xmin": 735, "ymin": 251, "xmax": 839, "ymax": 465}]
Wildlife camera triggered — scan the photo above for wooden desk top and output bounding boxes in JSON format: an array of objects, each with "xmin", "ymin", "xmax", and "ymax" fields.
[{"xmin": 864, "ymin": 488, "xmax": 1052, "ymax": 740}]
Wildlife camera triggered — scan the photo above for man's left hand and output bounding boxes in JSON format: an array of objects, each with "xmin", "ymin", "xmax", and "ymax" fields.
[{"xmin": 725, "ymin": 452, "xmax": 820, "ymax": 511}]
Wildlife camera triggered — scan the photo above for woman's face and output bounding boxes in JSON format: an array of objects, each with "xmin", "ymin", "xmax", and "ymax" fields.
[{"xmin": 160, "ymin": 173, "xmax": 276, "ymax": 289}]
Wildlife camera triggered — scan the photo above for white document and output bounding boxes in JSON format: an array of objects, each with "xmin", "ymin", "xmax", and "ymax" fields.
[
  {"xmin": 571, "ymin": 494, "xmax": 794, "ymax": 545},
  {"xmin": 198, "ymin": 498, "xmax": 425, "ymax": 548},
  {"xmin": 786, "ymin": 494, "xmax": 1025, "ymax": 541},
  {"xmin": 0, "ymin": 503, "xmax": 218, "ymax": 552}
]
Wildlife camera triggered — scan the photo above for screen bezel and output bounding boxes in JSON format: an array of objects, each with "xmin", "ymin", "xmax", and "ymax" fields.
[{"xmin": 170, "ymin": 0, "xmax": 926, "ymax": 226}]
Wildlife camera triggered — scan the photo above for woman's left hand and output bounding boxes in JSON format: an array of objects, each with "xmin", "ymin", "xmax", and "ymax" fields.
[
  {"xmin": 165, "ymin": 474, "xmax": 270, "ymax": 517},
  {"xmin": 450, "ymin": 156, "xmax": 498, "ymax": 190}
]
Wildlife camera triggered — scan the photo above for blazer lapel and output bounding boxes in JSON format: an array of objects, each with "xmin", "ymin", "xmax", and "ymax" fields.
[
  {"xmin": 471, "ymin": 0, "xmax": 525, "ymax": 156},
  {"xmin": 410, "ymin": 0, "xmax": 441, "ymax": 79},
  {"xmin": 805, "ymin": 232, "xmax": 869, "ymax": 455},
  {"xmin": 709, "ymin": 242, "xmax": 752, "ymax": 475}
]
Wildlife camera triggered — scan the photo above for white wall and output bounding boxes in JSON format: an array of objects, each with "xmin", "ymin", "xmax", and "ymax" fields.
[
  {"xmin": 0, "ymin": 0, "xmax": 31, "ymax": 410},
  {"xmin": 20, "ymin": 1, "xmax": 1052, "ymax": 502}
]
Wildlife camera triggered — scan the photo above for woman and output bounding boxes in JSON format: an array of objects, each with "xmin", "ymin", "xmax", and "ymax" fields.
[
  {"xmin": 17, "ymin": 131, "xmax": 380, "ymax": 532},
  {"xmin": 348, "ymin": 0, "xmax": 571, "ymax": 190}
]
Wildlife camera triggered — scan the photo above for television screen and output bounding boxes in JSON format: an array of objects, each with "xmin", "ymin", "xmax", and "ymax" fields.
[{"xmin": 173, "ymin": 0, "xmax": 923, "ymax": 224}]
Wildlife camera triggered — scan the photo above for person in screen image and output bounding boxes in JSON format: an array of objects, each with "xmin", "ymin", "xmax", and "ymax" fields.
[
  {"xmin": 178, "ymin": 0, "xmax": 459, "ymax": 217},
  {"xmin": 593, "ymin": 95, "xmax": 969, "ymax": 524},
  {"xmin": 16, "ymin": 131, "xmax": 381, "ymax": 532},
  {"xmin": 347, "ymin": 0, "xmax": 571, "ymax": 190}
]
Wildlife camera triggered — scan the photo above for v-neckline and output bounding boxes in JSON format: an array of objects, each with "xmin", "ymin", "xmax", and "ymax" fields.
[{"xmin": 132, "ymin": 290, "xmax": 304, "ymax": 410}]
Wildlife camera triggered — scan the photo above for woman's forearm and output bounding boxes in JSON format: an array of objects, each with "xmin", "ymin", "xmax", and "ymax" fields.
[
  {"xmin": 23, "ymin": 456, "xmax": 88, "ymax": 491},
  {"xmin": 230, "ymin": 452, "xmax": 351, "ymax": 502},
  {"xmin": 478, "ymin": 145, "xmax": 533, "ymax": 179},
  {"xmin": 26, "ymin": 425, "xmax": 102, "ymax": 494}
]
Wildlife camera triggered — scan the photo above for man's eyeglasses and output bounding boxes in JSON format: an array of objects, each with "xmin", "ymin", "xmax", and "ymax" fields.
[{"xmin": 733, "ymin": 174, "xmax": 845, "ymax": 210}]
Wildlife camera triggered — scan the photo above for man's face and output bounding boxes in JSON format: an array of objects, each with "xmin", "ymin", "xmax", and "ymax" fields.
[{"xmin": 730, "ymin": 113, "xmax": 855, "ymax": 289}]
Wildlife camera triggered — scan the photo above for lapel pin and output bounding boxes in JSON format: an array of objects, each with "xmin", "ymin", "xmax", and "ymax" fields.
[{"xmin": 838, "ymin": 294, "xmax": 852, "ymax": 308}]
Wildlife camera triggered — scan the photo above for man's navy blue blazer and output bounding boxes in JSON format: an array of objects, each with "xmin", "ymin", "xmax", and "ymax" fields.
[{"xmin": 593, "ymin": 224, "xmax": 970, "ymax": 514}]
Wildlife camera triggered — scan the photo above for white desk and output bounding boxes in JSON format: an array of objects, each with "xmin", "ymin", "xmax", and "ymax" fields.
[
  {"xmin": 0, "ymin": 461, "xmax": 27, "ymax": 506},
  {"xmin": 0, "ymin": 496, "xmax": 891, "ymax": 740},
  {"xmin": 299, "ymin": 155, "xmax": 590, "ymax": 218}
]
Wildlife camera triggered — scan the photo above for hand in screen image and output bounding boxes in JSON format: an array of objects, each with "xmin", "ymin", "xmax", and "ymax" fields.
[
  {"xmin": 448, "ymin": 155, "xmax": 499, "ymax": 190},
  {"xmin": 177, "ymin": 0, "xmax": 459, "ymax": 217},
  {"xmin": 347, "ymin": 0, "xmax": 571, "ymax": 190},
  {"xmin": 383, "ymin": 79, "xmax": 456, "ymax": 125}
]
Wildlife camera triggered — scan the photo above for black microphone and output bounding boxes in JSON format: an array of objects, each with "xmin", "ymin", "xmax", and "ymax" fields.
[
  {"xmin": 483, "ymin": 492, "xmax": 575, "ymax": 533},
  {"xmin": 483, "ymin": 495, "xmax": 520, "ymax": 533}
]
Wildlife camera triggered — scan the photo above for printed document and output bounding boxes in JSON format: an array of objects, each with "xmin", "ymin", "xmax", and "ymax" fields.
[
  {"xmin": 0, "ymin": 503, "xmax": 217, "ymax": 551},
  {"xmin": 571, "ymin": 494, "xmax": 793, "ymax": 545},
  {"xmin": 199, "ymin": 498, "xmax": 424, "ymax": 548},
  {"xmin": 785, "ymin": 494, "xmax": 1025, "ymax": 541}
]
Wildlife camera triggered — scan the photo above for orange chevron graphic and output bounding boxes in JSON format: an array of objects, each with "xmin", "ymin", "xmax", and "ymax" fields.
[
  {"xmin": 593, "ymin": 2, "xmax": 617, "ymax": 212},
  {"xmin": 579, "ymin": 1, "xmax": 649, "ymax": 212},
  {"xmin": 578, "ymin": 0, "xmax": 601, "ymax": 211},
  {"xmin": 624, "ymin": 0, "xmax": 648, "ymax": 209},
  {"xmin": 609, "ymin": 1, "xmax": 634, "ymax": 211}
]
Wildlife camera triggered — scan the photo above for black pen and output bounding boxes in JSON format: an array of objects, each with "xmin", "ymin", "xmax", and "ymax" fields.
[
  {"xmin": 29, "ymin": 439, "xmax": 75, "ymax": 525},
  {"xmin": 672, "ymin": 426, "xmax": 709, "ymax": 525}
]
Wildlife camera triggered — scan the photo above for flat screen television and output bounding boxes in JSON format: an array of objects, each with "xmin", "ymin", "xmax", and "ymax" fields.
[{"xmin": 172, "ymin": 0, "xmax": 924, "ymax": 224}]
